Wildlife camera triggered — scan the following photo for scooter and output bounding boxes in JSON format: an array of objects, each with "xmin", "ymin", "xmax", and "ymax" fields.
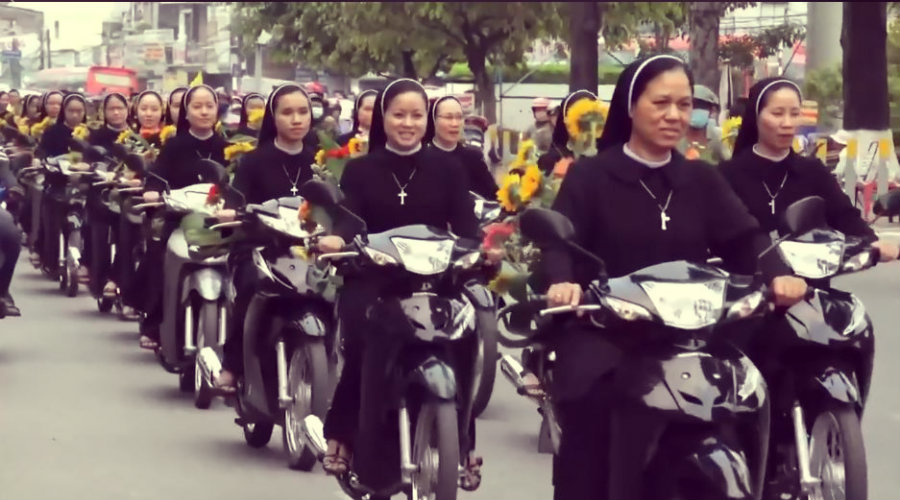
[
  {"xmin": 132, "ymin": 160, "xmax": 230, "ymax": 409},
  {"xmin": 299, "ymin": 180, "xmax": 491, "ymax": 500},
  {"xmin": 495, "ymin": 207, "xmax": 776, "ymax": 499},
  {"xmin": 763, "ymin": 195, "xmax": 884, "ymax": 500},
  {"xmin": 198, "ymin": 192, "xmax": 337, "ymax": 470}
]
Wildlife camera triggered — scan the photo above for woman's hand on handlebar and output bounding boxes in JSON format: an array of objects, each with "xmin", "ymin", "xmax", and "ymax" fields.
[
  {"xmin": 122, "ymin": 178, "xmax": 142, "ymax": 188},
  {"xmin": 142, "ymin": 191, "xmax": 160, "ymax": 203},
  {"xmin": 71, "ymin": 162, "xmax": 92, "ymax": 171},
  {"xmin": 483, "ymin": 246, "xmax": 505, "ymax": 265},
  {"xmin": 873, "ymin": 239, "xmax": 899, "ymax": 262},
  {"xmin": 317, "ymin": 235, "xmax": 346, "ymax": 253},
  {"xmin": 547, "ymin": 282, "xmax": 584, "ymax": 315},
  {"xmin": 215, "ymin": 209, "xmax": 237, "ymax": 222},
  {"xmin": 771, "ymin": 275, "xmax": 807, "ymax": 308}
]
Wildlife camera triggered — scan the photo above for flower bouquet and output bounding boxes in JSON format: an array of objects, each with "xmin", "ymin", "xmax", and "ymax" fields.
[
  {"xmin": 224, "ymin": 140, "xmax": 256, "ymax": 177},
  {"xmin": 565, "ymin": 99, "xmax": 609, "ymax": 158},
  {"xmin": 311, "ymin": 130, "xmax": 366, "ymax": 187},
  {"xmin": 29, "ymin": 116, "xmax": 54, "ymax": 140},
  {"xmin": 116, "ymin": 128, "xmax": 160, "ymax": 163}
]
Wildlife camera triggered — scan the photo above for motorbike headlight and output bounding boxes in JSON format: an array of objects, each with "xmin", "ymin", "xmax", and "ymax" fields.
[
  {"xmin": 778, "ymin": 241, "xmax": 843, "ymax": 279},
  {"xmin": 601, "ymin": 296, "xmax": 653, "ymax": 322},
  {"xmin": 390, "ymin": 237, "xmax": 454, "ymax": 275},
  {"xmin": 453, "ymin": 252, "xmax": 481, "ymax": 270},
  {"xmin": 726, "ymin": 291, "xmax": 765, "ymax": 321},
  {"xmin": 364, "ymin": 247, "xmax": 399, "ymax": 266},
  {"xmin": 639, "ymin": 280, "xmax": 726, "ymax": 329},
  {"xmin": 843, "ymin": 295, "xmax": 868, "ymax": 336},
  {"xmin": 841, "ymin": 250, "xmax": 875, "ymax": 272},
  {"xmin": 737, "ymin": 358, "xmax": 765, "ymax": 403}
]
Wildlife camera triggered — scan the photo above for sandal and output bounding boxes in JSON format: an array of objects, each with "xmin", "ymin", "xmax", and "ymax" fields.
[
  {"xmin": 460, "ymin": 453, "xmax": 483, "ymax": 491},
  {"xmin": 120, "ymin": 306, "xmax": 141, "ymax": 321},
  {"xmin": 212, "ymin": 370, "xmax": 237, "ymax": 395},
  {"xmin": 103, "ymin": 281, "xmax": 118, "ymax": 299},
  {"xmin": 77, "ymin": 266, "xmax": 91, "ymax": 285},
  {"xmin": 323, "ymin": 441, "xmax": 352, "ymax": 476},
  {"xmin": 521, "ymin": 372, "xmax": 546, "ymax": 399},
  {"xmin": 139, "ymin": 335, "xmax": 159, "ymax": 350}
]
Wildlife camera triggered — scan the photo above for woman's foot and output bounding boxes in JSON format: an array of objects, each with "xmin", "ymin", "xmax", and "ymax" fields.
[
  {"xmin": 139, "ymin": 334, "xmax": 159, "ymax": 350},
  {"xmin": 323, "ymin": 439, "xmax": 352, "ymax": 476},
  {"xmin": 76, "ymin": 265, "xmax": 90, "ymax": 284},
  {"xmin": 102, "ymin": 281, "xmax": 118, "ymax": 299},
  {"xmin": 120, "ymin": 306, "xmax": 140, "ymax": 321},
  {"xmin": 460, "ymin": 452, "xmax": 483, "ymax": 491},
  {"xmin": 28, "ymin": 251, "xmax": 41, "ymax": 268},
  {"xmin": 522, "ymin": 372, "xmax": 546, "ymax": 400},
  {"xmin": 212, "ymin": 369, "xmax": 237, "ymax": 395}
]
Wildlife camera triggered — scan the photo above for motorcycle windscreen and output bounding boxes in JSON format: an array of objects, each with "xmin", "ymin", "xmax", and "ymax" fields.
[{"xmin": 777, "ymin": 228, "xmax": 845, "ymax": 279}]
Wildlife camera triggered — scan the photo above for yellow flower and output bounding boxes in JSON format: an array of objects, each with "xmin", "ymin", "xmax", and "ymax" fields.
[
  {"xmin": 215, "ymin": 121, "xmax": 223, "ymax": 134},
  {"xmin": 159, "ymin": 125, "xmax": 176, "ymax": 144},
  {"xmin": 497, "ymin": 172, "xmax": 522, "ymax": 213},
  {"xmin": 247, "ymin": 108, "xmax": 265, "ymax": 128},
  {"xmin": 224, "ymin": 141, "xmax": 256, "ymax": 161},
  {"xmin": 517, "ymin": 140, "xmax": 535, "ymax": 164},
  {"xmin": 565, "ymin": 98, "xmax": 608, "ymax": 139},
  {"xmin": 314, "ymin": 149, "xmax": 326, "ymax": 166},
  {"xmin": 72, "ymin": 124, "xmax": 90, "ymax": 140},
  {"xmin": 348, "ymin": 137, "xmax": 361, "ymax": 155},
  {"xmin": 721, "ymin": 116, "xmax": 742, "ymax": 152},
  {"xmin": 115, "ymin": 129, "xmax": 133, "ymax": 144},
  {"xmin": 30, "ymin": 116, "xmax": 53, "ymax": 137},
  {"xmin": 519, "ymin": 164, "xmax": 543, "ymax": 202}
]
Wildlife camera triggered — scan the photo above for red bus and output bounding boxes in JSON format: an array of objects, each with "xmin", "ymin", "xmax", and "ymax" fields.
[{"xmin": 28, "ymin": 66, "xmax": 139, "ymax": 97}]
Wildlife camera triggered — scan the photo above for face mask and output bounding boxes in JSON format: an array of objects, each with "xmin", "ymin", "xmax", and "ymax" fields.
[
  {"xmin": 689, "ymin": 109, "xmax": 710, "ymax": 129},
  {"xmin": 312, "ymin": 105, "xmax": 324, "ymax": 120}
]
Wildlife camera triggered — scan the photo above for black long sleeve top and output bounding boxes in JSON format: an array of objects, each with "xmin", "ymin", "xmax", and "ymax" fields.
[
  {"xmin": 230, "ymin": 142, "xmax": 315, "ymax": 206},
  {"xmin": 146, "ymin": 133, "xmax": 228, "ymax": 192},
  {"xmin": 719, "ymin": 150, "xmax": 876, "ymax": 241},
  {"xmin": 333, "ymin": 147, "xmax": 478, "ymax": 243},
  {"xmin": 426, "ymin": 143, "xmax": 497, "ymax": 200}
]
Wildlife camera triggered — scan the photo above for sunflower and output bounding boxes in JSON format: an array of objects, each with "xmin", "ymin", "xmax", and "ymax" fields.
[
  {"xmin": 721, "ymin": 116, "xmax": 741, "ymax": 152},
  {"xmin": 115, "ymin": 129, "xmax": 133, "ymax": 144},
  {"xmin": 247, "ymin": 108, "xmax": 265, "ymax": 128},
  {"xmin": 224, "ymin": 141, "xmax": 255, "ymax": 161},
  {"xmin": 159, "ymin": 125, "xmax": 177, "ymax": 144},
  {"xmin": 497, "ymin": 172, "xmax": 523, "ymax": 213},
  {"xmin": 348, "ymin": 137, "xmax": 362, "ymax": 155},
  {"xmin": 520, "ymin": 164, "xmax": 543, "ymax": 202},
  {"xmin": 30, "ymin": 116, "xmax": 53, "ymax": 138},
  {"xmin": 72, "ymin": 124, "xmax": 90, "ymax": 141},
  {"xmin": 565, "ymin": 99, "xmax": 608, "ymax": 139},
  {"xmin": 314, "ymin": 149, "xmax": 326, "ymax": 166}
]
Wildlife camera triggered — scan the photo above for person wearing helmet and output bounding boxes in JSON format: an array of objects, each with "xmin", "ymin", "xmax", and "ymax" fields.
[
  {"xmin": 523, "ymin": 96, "xmax": 552, "ymax": 153},
  {"xmin": 677, "ymin": 84, "xmax": 730, "ymax": 163}
]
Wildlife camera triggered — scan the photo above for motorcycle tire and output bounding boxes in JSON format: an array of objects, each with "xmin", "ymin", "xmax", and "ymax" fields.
[
  {"xmin": 97, "ymin": 297, "xmax": 114, "ymax": 313},
  {"xmin": 284, "ymin": 341, "xmax": 330, "ymax": 471},
  {"xmin": 65, "ymin": 264, "xmax": 78, "ymax": 297},
  {"xmin": 193, "ymin": 302, "xmax": 218, "ymax": 410},
  {"xmin": 243, "ymin": 421, "xmax": 274, "ymax": 449},
  {"xmin": 471, "ymin": 310, "xmax": 498, "ymax": 418},
  {"xmin": 809, "ymin": 405, "xmax": 867, "ymax": 500},
  {"xmin": 412, "ymin": 399, "xmax": 460, "ymax": 500}
]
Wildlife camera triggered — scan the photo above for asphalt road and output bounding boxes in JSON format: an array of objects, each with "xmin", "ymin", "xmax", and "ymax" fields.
[{"xmin": 1, "ymin": 252, "xmax": 897, "ymax": 499}]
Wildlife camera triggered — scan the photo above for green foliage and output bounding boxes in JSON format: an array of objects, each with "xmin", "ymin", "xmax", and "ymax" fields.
[
  {"xmin": 804, "ymin": 64, "xmax": 843, "ymax": 124},
  {"xmin": 445, "ymin": 62, "xmax": 623, "ymax": 85},
  {"xmin": 719, "ymin": 23, "xmax": 806, "ymax": 68}
]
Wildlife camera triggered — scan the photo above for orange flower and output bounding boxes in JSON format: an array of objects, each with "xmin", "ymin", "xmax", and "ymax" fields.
[
  {"xmin": 685, "ymin": 146, "xmax": 700, "ymax": 160},
  {"xmin": 299, "ymin": 200, "xmax": 311, "ymax": 220},
  {"xmin": 553, "ymin": 157, "xmax": 574, "ymax": 178}
]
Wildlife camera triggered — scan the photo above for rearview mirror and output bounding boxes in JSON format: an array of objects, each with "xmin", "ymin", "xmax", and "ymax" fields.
[
  {"xmin": 85, "ymin": 146, "xmax": 108, "ymax": 163},
  {"xmin": 519, "ymin": 208, "xmax": 575, "ymax": 247},
  {"xmin": 195, "ymin": 159, "xmax": 229, "ymax": 185},
  {"xmin": 298, "ymin": 179, "xmax": 343, "ymax": 208},
  {"xmin": 123, "ymin": 153, "xmax": 146, "ymax": 176},
  {"xmin": 780, "ymin": 196, "xmax": 827, "ymax": 236},
  {"xmin": 874, "ymin": 190, "xmax": 900, "ymax": 218}
]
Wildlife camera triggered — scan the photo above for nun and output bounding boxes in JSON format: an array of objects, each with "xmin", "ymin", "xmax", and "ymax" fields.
[
  {"xmin": 536, "ymin": 89, "xmax": 599, "ymax": 175},
  {"xmin": 89, "ymin": 93, "xmax": 131, "ymax": 150},
  {"xmin": 38, "ymin": 93, "xmax": 87, "ymax": 158},
  {"xmin": 213, "ymin": 84, "xmax": 316, "ymax": 391},
  {"xmin": 164, "ymin": 86, "xmax": 188, "ymax": 126},
  {"xmin": 424, "ymin": 95, "xmax": 497, "ymax": 199},
  {"xmin": 316, "ymin": 78, "xmax": 484, "ymax": 492},
  {"xmin": 136, "ymin": 84, "xmax": 229, "ymax": 350},
  {"xmin": 37, "ymin": 90, "xmax": 64, "ymax": 123},
  {"xmin": 540, "ymin": 55, "xmax": 808, "ymax": 499},
  {"xmin": 231, "ymin": 92, "xmax": 265, "ymax": 139},
  {"xmin": 336, "ymin": 89, "xmax": 377, "ymax": 146},
  {"xmin": 130, "ymin": 90, "xmax": 165, "ymax": 147}
]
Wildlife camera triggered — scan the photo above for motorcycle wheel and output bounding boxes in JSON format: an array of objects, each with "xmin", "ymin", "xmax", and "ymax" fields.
[
  {"xmin": 243, "ymin": 421, "xmax": 274, "ymax": 449},
  {"xmin": 808, "ymin": 406, "xmax": 867, "ymax": 500},
  {"xmin": 97, "ymin": 297, "xmax": 114, "ymax": 313},
  {"xmin": 65, "ymin": 263, "xmax": 78, "ymax": 297},
  {"xmin": 412, "ymin": 399, "xmax": 459, "ymax": 500},
  {"xmin": 192, "ymin": 302, "xmax": 218, "ymax": 410},
  {"xmin": 284, "ymin": 341, "xmax": 330, "ymax": 471},
  {"xmin": 471, "ymin": 310, "xmax": 498, "ymax": 418}
]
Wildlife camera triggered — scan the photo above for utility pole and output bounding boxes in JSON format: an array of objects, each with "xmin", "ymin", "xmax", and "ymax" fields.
[{"xmin": 46, "ymin": 29, "xmax": 51, "ymax": 69}]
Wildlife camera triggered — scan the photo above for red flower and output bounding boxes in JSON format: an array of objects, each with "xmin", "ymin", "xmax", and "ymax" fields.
[
  {"xmin": 482, "ymin": 221, "xmax": 515, "ymax": 250},
  {"xmin": 206, "ymin": 184, "xmax": 221, "ymax": 205},
  {"xmin": 325, "ymin": 144, "xmax": 352, "ymax": 159},
  {"xmin": 140, "ymin": 127, "xmax": 160, "ymax": 139}
]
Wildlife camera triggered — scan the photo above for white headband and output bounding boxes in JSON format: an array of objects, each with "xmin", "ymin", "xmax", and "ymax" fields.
[
  {"xmin": 379, "ymin": 78, "xmax": 424, "ymax": 116},
  {"xmin": 267, "ymin": 83, "xmax": 307, "ymax": 114},
  {"xmin": 755, "ymin": 79, "xmax": 803, "ymax": 116},
  {"xmin": 627, "ymin": 54, "xmax": 684, "ymax": 117},
  {"xmin": 561, "ymin": 90, "xmax": 598, "ymax": 119},
  {"xmin": 431, "ymin": 95, "xmax": 461, "ymax": 123}
]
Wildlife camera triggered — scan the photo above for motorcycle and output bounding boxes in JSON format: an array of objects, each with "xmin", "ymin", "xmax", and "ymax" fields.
[
  {"xmin": 132, "ymin": 160, "xmax": 230, "ymax": 409},
  {"xmin": 763, "ymin": 195, "xmax": 886, "ymax": 500},
  {"xmin": 494, "ymin": 207, "xmax": 778, "ymax": 499},
  {"xmin": 198, "ymin": 191, "xmax": 337, "ymax": 470},
  {"xmin": 299, "ymin": 180, "xmax": 492, "ymax": 500}
]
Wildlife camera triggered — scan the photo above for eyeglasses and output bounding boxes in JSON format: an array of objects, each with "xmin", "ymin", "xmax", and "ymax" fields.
[{"xmin": 437, "ymin": 114, "xmax": 464, "ymax": 123}]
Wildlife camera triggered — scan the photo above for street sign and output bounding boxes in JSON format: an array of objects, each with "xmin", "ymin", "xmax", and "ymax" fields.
[{"xmin": 1, "ymin": 49, "xmax": 21, "ymax": 60}]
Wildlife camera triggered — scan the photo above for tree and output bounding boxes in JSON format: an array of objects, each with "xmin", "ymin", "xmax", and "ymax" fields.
[
  {"xmin": 687, "ymin": 2, "xmax": 755, "ymax": 91},
  {"xmin": 568, "ymin": 2, "xmax": 600, "ymax": 92},
  {"xmin": 233, "ymin": 2, "xmax": 562, "ymax": 123},
  {"xmin": 842, "ymin": 2, "xmax": 889, "ymax": 130}
]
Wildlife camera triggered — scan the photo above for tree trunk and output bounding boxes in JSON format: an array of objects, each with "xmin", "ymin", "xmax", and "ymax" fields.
[
  {"xmin": 468, "ymin": 47, "xmax": 496, "ymax": 123},
  {"xmin": 842, "ymin": 2, "xmax": 889, "ymax": 129},
  {"xmin": 401, "ymin": 50, "xmax": 418, "ymax": 79},
  {"xmin": 568, "ymin": 2, "xmax": 600, "ymax": 93},
  {"xmin": 688, "ymin": 2, "xmax": 721, "ymax": 92}
]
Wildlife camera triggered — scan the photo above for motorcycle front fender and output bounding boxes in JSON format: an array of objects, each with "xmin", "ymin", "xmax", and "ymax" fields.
[
  {"xmin": 685, "ymin": 437, "xmax": 755, "ymax": 500},
  {"xmin": 183, "ymin": 267, "xmax": 224, "ymax": 302},
  {"xmin": 409, "ymin": 356, "xmax": 457, "ymax": 400},
  {"xmin": 810, "ymin": 368, "xmax": 861, "ymax": 406},
  {"xmin": 463, "ymin": 283, "xmax": 495, "ymax": 310}
]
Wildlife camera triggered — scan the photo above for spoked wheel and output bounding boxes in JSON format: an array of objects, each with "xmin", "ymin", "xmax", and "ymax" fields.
[
  {"xmin": 808, "ymin": 406, "xmax": 867, "ymax": 500},
  {"xmin": 471, "ymin": 310, "xmax": 498, "ymax": 418},
  {"xmin": 192, "ymin": 302, "xmax": 218, "ymax": 410},
  {"xmin": 411, "ymin": 400, "xmax": 459, "ymax": 500},
  {"xmin": 284, "ymin": 341, "xmax": 330, "ymax": 470}
]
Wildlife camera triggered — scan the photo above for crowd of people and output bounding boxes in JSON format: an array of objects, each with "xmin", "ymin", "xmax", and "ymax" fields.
[{"xmin": 0, "ymin": 52, "xmax": 897, "ymax": 500}]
